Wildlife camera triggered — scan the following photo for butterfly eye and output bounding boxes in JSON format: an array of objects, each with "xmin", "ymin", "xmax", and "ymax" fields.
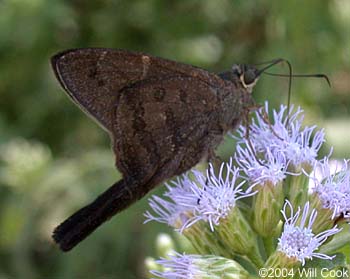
[{"xmin": 243, "ymin": 69, "xmax": 258, "ymax": 85}]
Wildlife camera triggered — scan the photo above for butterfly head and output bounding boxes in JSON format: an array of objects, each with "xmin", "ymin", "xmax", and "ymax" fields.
[
  {"xmin": 232, "ymin": 64, "xmax": 260, "ymax": 93},
  {"xmin": 219, "ymin": 64, "xmax": 260, "ymax": 94},
  {"xmin": 220, "ymin": 59, "xmax": 294, "ymax": 94}
]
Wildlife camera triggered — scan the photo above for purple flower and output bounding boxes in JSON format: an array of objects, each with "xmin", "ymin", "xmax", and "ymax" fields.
[
  {"xmin": 151, "ymin": 252, "xmax": 250, "ymax": 279},
  {"xmin": 311, "ymin": 158, "xmax": 350, "ymax": 219},
  {"xmin": 188, "ymin": 159, "xmax": 255, "ymax": 231},
  {"xmin": 145, "ymin": 159, "xmax": 255, "ymax": 231},
  {"xmin": 151, "ymin": 253, "xmax": 206, "ymax": 279},
  {"xmin": 144, "ymin": 175, "xmax": 198, "ymax": 229},
  {"xmin": 235, "ymin": 144, "xmax": 290, "ymax": 187},
  {"xmin": 236, "ymin": 103, "xmax": 325, "ymax": 170},
  {"xmin": 278, "ymin": 200, "xmax": 340, "ymax": 266}
]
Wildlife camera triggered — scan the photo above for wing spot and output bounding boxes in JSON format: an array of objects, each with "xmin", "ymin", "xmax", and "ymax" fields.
[
  {"xmin": 88, "ymin": 68, "xmax": 97, "ymax": 78},
  {"xmin": 179, "ymin": 89, "xmax": 187, "ymax": 103},
  {"xmin": 153, "ymin": 88, "xmax": 166, "ymax": 101}
]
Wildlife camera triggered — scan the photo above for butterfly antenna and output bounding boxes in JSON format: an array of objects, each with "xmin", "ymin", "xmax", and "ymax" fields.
[
  {"xmin": 256, "ymin": 58, "xmax": 293, "ymax": 127},
  {"xmin": 263, "ymin": 71, "xmax": 331, "ymax": 128},
  {"xmin": 263, "ymin": 72, "xmax": 331, "ymax": 87}
]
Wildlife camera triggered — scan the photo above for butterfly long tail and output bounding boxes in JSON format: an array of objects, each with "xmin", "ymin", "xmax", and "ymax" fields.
[{"xmin": 52, "ymin": 179, "xmax": 144, "ymax": 251}]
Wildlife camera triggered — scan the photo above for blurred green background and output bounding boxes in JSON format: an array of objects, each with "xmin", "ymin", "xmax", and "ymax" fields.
[{"xmin": 0, "ymin": 0, "xmax": 350, "ymax": 278}]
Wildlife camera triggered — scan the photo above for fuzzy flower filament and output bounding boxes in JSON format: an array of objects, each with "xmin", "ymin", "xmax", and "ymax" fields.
[
  {"xmin": 151, "ymin": 253, "xmax": 253, "ymax": 279},
  {"xmin": 185, "ymin": 160, "xmax": 264, "ymax": 267},
  {"xmin": 146, "ymin": 160, "xmax": 263, "ymax": 267},
  {"xmin": 267, "ymin": 200, "xmax": 341, "ymax": 268},
  {"xmin": 236, "ymin": 103, "xmax": 325, "ymax": 172},
  {"xmin": 237, "ymin": 103, "xmax": 325, "ymax": 209},
  {"xmin": 236, "ymin": 143, "xmax": 289, "ymax": 239},
  {"xmin": 310, "ymin": 158, "xmax": 350, "ymax": 233}
]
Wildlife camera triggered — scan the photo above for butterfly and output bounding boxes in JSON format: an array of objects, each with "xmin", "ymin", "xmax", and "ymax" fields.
[{"xmin": 51, "ymin": 48, "xmax": 283, "ymax": 251}]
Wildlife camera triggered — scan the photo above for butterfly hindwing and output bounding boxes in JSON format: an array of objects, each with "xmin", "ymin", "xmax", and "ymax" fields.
[{"xmin": 113, "ymin": 75, "xmax": 222, "ymax": 182}]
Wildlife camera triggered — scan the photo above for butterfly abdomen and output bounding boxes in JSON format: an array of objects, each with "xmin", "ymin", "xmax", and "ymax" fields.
[{"xmin": 53, "ymin": 179, "xmax": 145, "ymax": 251}]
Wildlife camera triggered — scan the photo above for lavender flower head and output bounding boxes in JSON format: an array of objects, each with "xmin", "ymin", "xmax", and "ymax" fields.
[
  {"xmin": 188, "ymin": 159, "xmax": 255, "ymax": 231},
  {"xmin": 145, "ymin": 159, "xmax": 255, "ymax": 232},
  {"xmin": 151, "ymin": 252, "xmax": 250, "ymax": 279},
  {"xmin": 278, "ymin": 200, "xmax": 340, "ymax": 266},
  {"xmin": 151, "ymin": 253, "xmax": 207, "ymax": 279},
  {"xmin": 236, "ymin": 103, "xmax": 325, "ymax": 170},
  {"xmin": 311, "ymin": 158, "xmax": 350, "ymax": 219},
  {"xmin": 235, "ymin": 143, "xmax": 290, "ymax": 187},
  {"xmin": 144, "ymin": 175, "xmax": 198, "ymax": 229}
]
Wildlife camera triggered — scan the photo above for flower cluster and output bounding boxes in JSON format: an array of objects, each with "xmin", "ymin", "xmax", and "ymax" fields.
[{"xmin": 144, "ymin": 103, "xmax": 350, "ymax": 278}]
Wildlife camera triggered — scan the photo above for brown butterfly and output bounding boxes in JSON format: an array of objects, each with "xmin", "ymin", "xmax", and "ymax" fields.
[{"xmin": 51, "ymin": 48, "xmax": 284, "ymax": 251}]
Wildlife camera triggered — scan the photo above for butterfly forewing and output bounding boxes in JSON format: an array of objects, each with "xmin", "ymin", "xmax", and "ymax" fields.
[{"xmin": 51, "ymin": 48, "xmax": 224, "ymax": 133}]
